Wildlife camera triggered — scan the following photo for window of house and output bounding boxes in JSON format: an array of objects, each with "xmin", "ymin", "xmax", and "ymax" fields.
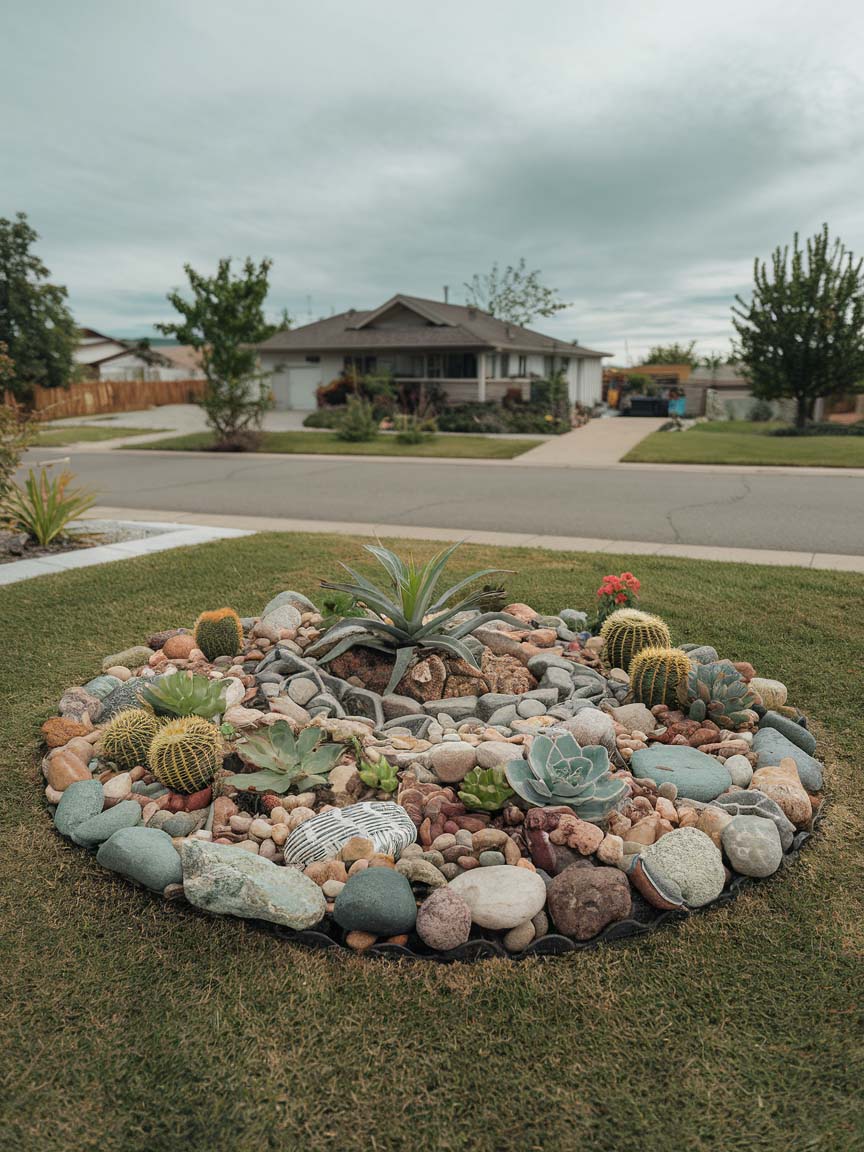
[
  {"xmin": 427, "ymin": 354, "xmax": 442, "ymax": 378},
  {"xmin": 305, "ymin": 355, "xmax": 320, "ymax": 363},
  {"xmin": 500, "ymin": 353, "xmax": 510, "ymax": 377},
  {"xmin": 517, "ymin": 355, "xmax": 527, "ymax": 376},
  {"xmin": 486, "ymin": 353, "xmax": 496, "ymax": 377}
]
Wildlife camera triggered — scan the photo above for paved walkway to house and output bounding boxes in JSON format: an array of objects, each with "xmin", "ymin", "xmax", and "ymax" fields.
[{"xmin": 514, "ymin": 416, "xmax": 667, "ymax": 467}]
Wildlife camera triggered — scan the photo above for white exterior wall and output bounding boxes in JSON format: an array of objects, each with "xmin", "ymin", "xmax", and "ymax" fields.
[
  {"xmin": 261, "ymin": 351, "xmax": 343, "ymax": 410},
  {"xmin": 91, "ymin": 352, "xmax": 196, "ymax": 382},
  {"xmin": 567, "ymin": 357, "xmax": 602, "ymax": 406}
]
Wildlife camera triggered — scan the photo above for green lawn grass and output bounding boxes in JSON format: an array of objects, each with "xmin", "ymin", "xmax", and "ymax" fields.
[
  {"xmin": 623, "ymin": 420, "xmax": 864, "ymax": 467},
  {"xmin": 1, "ymin": 534, "xmax": 861, "ymax": 1152},
  {"xmin": 35, "ymin": 424, "xmax": 168, "ymax": 447},
  {"xmin": 129, "ymin": 429, "xmax": 540, "ymax": 459}
]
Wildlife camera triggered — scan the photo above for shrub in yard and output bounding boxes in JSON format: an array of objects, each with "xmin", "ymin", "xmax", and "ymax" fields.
[
  {"xmin": 0, "ymin": 393, "xmax": 36, "ymax": 499},
  {"xmin": 336, "ymin": 396, "xmax": 379, "ymax": 442},
  {"xmin": 303, "ymin": 407, "xmax": 345, "ymax": 429},
  {"xmin": 772, "ymin": 420, "xmax": 864, "ymax": 437},
  {"xmin": 2, "ymin": 464, "xmax": 97, "ymax": 545},
  {"xmin": 749, "ymin": 399, "xmax": 775, "ymax": 422}
]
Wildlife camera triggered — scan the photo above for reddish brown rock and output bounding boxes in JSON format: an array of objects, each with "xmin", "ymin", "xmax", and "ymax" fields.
[
  {"xmin": 46, "ymin": 749, "xmax": 91, "ymax": 792},
  {"xmin": 162, "ymin": 633, "xmax": 197, "ymax": 660},
  {"xmin": 42, "ymin": 717, "xmax": 90, "ymax": 748},
  {"xmin": 480, "ymin": 650, "xmax": 538, "ymax": 694},
  {"xmin": 547, "ymin": 865, "xmax": 632, "ymax": 940}
]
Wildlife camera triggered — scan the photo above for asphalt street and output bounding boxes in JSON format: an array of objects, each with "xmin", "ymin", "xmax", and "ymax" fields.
[{"xmin": 27, "ymin": 448, "xmax": 864, "ymax": 556}]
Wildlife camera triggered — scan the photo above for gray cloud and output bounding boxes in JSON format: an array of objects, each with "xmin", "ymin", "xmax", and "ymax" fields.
[{"xmin": 2, "ymin": 0, "xmax": 863, "ymax": 361}]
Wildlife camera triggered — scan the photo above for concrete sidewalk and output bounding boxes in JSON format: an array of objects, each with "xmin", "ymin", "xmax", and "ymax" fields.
[
  {"xmin": 515, "ymin": 416, "xmax": 667, "ymax": 466},
  {"xmin": 83, "ymin": 506, "xmax": 864, "ymax": 573}
]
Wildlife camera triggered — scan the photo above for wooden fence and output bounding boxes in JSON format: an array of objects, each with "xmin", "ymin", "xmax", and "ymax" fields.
[{"xmin": 4, "ymin": 377, "xmax": 206, "ymax": 420}]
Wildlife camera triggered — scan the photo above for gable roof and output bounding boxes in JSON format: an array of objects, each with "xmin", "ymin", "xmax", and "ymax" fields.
[{"xmin": 257, "ymin": 294, "xmax": 608, "ymax": 357}]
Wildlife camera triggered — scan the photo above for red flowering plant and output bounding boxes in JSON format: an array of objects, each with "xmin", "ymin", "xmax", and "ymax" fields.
[{"xmin": 592, "ymin": 571, "xmax": 641, "ymax": 632}]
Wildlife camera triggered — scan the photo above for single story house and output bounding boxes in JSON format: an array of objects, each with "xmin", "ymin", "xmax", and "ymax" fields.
[
  {"xmin": 255, "ymin": 294, "xmax": 609, "ymax": 410},
  {"xmin": 74, "ymin": 328, "xmax": 204, "ymax": 382}
]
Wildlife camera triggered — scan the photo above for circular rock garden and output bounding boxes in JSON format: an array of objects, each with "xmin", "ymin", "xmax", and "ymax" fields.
[{"xmin": 41, "ymin": 545, "xmax": 824, "ymax": 958}]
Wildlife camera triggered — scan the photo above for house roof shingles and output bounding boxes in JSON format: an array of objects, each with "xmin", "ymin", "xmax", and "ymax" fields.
[{"xmin": 257, "ymin": 294, "xmax": 608, "ymax": 358}]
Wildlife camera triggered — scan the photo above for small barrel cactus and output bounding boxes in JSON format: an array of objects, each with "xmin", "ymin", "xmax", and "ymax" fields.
[
  {"xmin": 193, "ymin": 609, "xmax": 243, "ymax": 662},
  {"xmin": 505, "ymin": 732, "xmax": 627, "ymax": 825},
  {"xmin": 457, "ymin": 767, "xmax": 514, "ymax": 812},
  {"xmin": 100, "ymin": 708, "xmax": 161, "ymax": 770},
  {"xmin": 629, "ymin": 646, "xmax": 692, "ymax": 709},
  {"xmin": 148, "ymin": 715, "xmax": 223, "ymax": 794},
  {"xmin": 600, "ymin": 608, "xmax": 671, "ymax": 671}
]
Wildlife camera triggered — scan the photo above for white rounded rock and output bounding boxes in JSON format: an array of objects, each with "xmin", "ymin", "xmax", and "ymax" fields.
[
  {"xmin": 448, "ymin": 865, "xmax": 547, "ymax": 930},
  {"xmin": 562, "ymin": 708, "xmax": 616, "ymax": 752},
  {"xmin": 724, "ymin": 754, "xmax": 753, "ymax": 788},
  {"xmin": 721, "ymin": 814, "xmax": 784, "ymax": 877}
]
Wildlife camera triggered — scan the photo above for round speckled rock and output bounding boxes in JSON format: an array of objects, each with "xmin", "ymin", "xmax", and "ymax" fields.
[
  {"xmin": 639, "ymin": 827, "xmax": 726, "ymax": 907},
  {"xmin": 629, "ymin": 745, "xmax": 731, "ymax": 802},
  {"xmin": 98, "ymin": 678, "xmax": 152, "ymax": 721},
  {"xmin": 721, "ymin": 815, "xmax": 783, "ymax": 877},
  {"xmin": 560, "ymin": 708, "xmax": 617, "ymax": 752},
  {"xmin": 415, "ymin": 887, "xmax": 472, "ymax": 950}
]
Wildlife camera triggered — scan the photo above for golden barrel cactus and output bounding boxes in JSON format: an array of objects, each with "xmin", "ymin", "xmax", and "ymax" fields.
[
  {"xmin": 148, "ymin": 716, "xmax": 223, "ymax": 794},
  {"xmin": 629, "ymin": 646, "xmax": 692, "ymax": 709},
  {"xmin": 100, "ymin": 708, "xmax": 161, "ymax": 770},
  {"xmin": 193, "ymin": 608, "xmax": 243, "ymax": 662},
  {"xmin": 600, "ymin": 609, "xmax": 671, "ymax": 672}
]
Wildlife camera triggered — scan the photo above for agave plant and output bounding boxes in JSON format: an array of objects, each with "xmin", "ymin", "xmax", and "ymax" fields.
[
  {"xmin": 311, "ymin": 542, "xmax": 511, "ymax": 694},
  {"xmin": 687, "ymin": 660, "xmax": 758, "ymax": 729},
  {"xmin": 223, "ymin": 721, "xmax": 345, "ymax": 795},
  {"xmin": 3, "ymin": 465, "xmax": 97, "ymax": 546},
  {"xmin": 505, "ymin": 731, "xmax": 627, "ymax": 825},
  {"xmin": 142, "ymin": 673, "xmax": 227, "ymax": 719}
]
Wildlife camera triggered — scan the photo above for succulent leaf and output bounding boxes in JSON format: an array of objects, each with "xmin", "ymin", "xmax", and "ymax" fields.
[{"xmin": 142, "ymin": 673, "xmax": 227, "ymax": 719}]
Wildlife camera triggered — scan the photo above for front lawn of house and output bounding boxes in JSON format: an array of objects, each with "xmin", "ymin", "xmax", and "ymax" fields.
[
  {"xmin": 126, "ymin": 430, "xmax": 541, "ymax": 459},
  {"xmin": 623, "ymin": 420, "xmax": 864, "ymax": 467},
  {"xmin": 0, "ymin": 533, "xmax": 860, "ymax": 1151},
  {"xmin": 34, "ymin": 424, "xmax": 169, "ymax": 447}
]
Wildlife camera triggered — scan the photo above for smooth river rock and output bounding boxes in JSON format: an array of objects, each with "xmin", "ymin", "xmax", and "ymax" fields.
[
  {"xmin": 636, "ymin": 827, "xmax": 726, "ymax": 908},
  {"xmin": 721, "ymin": 815, "xmax": 784, "ymax": 877},
  {"xmin": 448, "ymin": 865, "xmax": 547, "ymax": 930},
  {"xmin": 96, "ymin": 826, "xmax": 182, "ymax": 891},
  {"xmin": 629, "ymin": 745, "xmax": 732, "ymax": 802},
  {"xmin": 181, "ymin": 840, "xmax": 326, "ymax": 929},
  {"xmin": 333, "ymin": 867, "xmax": 418, "ymax": 935},
  {"xmin": 752, "ymin": 729, "xmax": 823, "ymax": 791},
  {"xmin": 53, "ymin": 779, "xmax": 104, "ymax": 837}
]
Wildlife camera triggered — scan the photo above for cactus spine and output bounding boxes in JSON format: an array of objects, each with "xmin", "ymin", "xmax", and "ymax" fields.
[
  {"xmin": 100, "ymin": 708, "xmax": 161, "ymax": 769},
  {"xmin": 148, "ymin": 716, "xmax": 223, "ymax": 794},
  {"xmin": 600, "ymin": 608, "xmax": 671, "ymax": 671},
  {"xmin": 629, "ymin": 646, "xmax": 692, "ymax": 709},
  {"xmin": 193, "ymin": 608, "xmax": 243, "ymax": 662}
]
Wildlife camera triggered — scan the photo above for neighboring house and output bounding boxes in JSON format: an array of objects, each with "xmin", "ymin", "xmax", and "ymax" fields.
[
  {"xmin": 256, "ymin": 294, "xmax": 609, "ymax": 410},
  {"xmin": 74, "ymin": 328, "xmax": 204, "ymax": 382}
]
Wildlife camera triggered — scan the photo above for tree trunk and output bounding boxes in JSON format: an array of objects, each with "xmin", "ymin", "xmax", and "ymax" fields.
[{"xmin": 795, "ymin": 394, "xmax": 811, "ymax": 428}]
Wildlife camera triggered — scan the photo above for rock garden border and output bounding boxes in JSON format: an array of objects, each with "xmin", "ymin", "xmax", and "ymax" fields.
[{"xmin": 41, "ymin": 548, "xmax": 826, "ymax": 960}]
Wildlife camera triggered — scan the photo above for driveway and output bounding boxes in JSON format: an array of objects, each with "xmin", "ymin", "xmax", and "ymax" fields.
[{"xmin": 23, "ymin": 446, "xmax": 864, "ymax": 556}]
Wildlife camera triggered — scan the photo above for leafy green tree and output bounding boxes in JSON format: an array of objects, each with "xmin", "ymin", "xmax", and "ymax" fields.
[
  {"xmin": 733, "ymin": 224, "xmax": 864, "ymax": 427},
  {"xmin": 157, "ymin": 258, "xmax": 275, "ymax": 447},
  {"xmin": 0, "ymin": 213, "xmax": 77, "ymax": 400},
  {"xmin": 643, "ymin": 341, "xmax": 699, "ymax": 367},
  {"xmin": 464, "ymin": 259, "xmax": 568, "ymax": 326}
]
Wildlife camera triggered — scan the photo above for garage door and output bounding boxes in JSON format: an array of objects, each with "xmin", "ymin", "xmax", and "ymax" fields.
[{"xmin": 272, "ymin": 366, "xmax": 322, "ymax": 410}]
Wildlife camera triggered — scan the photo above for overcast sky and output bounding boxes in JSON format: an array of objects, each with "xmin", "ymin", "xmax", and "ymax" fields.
[{"xmin": 2, "ymin": 0, "xmax": 863, "ymax": 362}]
